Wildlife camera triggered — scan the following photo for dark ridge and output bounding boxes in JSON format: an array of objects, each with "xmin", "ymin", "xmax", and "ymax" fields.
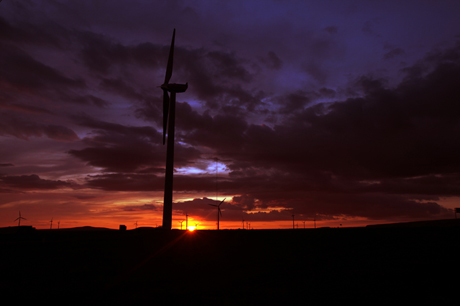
[
  {"xmin": 1, "ymin": 224, "xmax": 459, "ymax": 304},
  {"xmin": 367, "ymin": 218, "xmax": 460, "ymax": 228},
  {"xmin": 53, "ymin": 226, "xmax": 114, "ymax": 231}
]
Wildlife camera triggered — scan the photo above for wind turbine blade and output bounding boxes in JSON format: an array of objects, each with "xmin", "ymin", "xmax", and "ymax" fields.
[
  {"xmin": 218, "ymin": 198, "xmax": 226, "ymax": 206},
  {"xmin": 164, "ymin": 28, "xmax": 175, "ymax": 85},
  {"xmin": 162, "ymin": 89, "xmax": 169, "ymax": 145},
  {"xmin": 209, "ymin": 204, "xmax": 218, "ymax": 207}
]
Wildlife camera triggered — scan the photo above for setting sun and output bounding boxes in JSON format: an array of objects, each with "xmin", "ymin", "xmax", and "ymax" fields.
[{"xmin": 187, "ymin": 226, "xmax": 196, "ymax": 232}]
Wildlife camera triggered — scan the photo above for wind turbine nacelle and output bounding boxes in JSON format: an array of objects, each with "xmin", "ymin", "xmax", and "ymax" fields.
[{"xmin": 161, "ymin": 82, "xmax": 188, "ymax": 93}]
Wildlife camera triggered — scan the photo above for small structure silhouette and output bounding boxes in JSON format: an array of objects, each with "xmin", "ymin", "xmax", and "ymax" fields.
[
  {"xmin": 209, "ymin": 198, "xmax": 226, "ymax": 230},
  {"xmin": 14, "ymin": 211, "xmax": 26, "ymax": 226}
]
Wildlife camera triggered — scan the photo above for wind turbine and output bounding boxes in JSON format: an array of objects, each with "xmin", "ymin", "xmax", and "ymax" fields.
[
  {"xmin": 209, "ymin": 198, "xmax": 226, "ymax": 230},
  {"xmin": 14, "ymin": 211, "xmax": 26, "ymax": 227},
  {"xmin": 160, "ymin": 29, "xmax": 188, "ymax": 230}
]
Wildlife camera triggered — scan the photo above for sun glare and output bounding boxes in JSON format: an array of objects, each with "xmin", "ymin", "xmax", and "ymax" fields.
[{"xmin": 187, "ymin": 226, "xmax": 196, "ymax": 232}]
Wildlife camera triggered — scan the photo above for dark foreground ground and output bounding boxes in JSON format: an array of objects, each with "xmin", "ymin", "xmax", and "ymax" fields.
[{"xmin": 1, "ymin": 221, "xmax": 459, "ymax": 305}]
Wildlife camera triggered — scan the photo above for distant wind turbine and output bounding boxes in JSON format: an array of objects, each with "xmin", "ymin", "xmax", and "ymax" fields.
[
  {"xmin": 160, "ymin": 28, "xmax": 188, "ymax": 230},
  {"xmin": 209, "ymin": 198, "xmax": 226, "ymax": 230},
  {"xmin": 14, "ymin": 211, "xmax": 26, "ymax": 227},
  {"xmin": 50, "ymin": 218, "xmax": 53, "ymax": 230}
]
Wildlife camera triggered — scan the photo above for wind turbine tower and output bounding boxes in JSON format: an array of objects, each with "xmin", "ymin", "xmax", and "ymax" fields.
[
  {"xmin": 160, "ymin": 29, "xmax": 188, "ymax": 230},
  {"xmin": 209, "ymin": 198, "xmax": 226, "ymax": 230},
  {"xmin": 14, "ymin": 211, "xmax": 26, "ymax": 227}
]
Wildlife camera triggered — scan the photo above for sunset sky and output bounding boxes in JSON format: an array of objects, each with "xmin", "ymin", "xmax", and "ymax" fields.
[{"xmin": 1, "ymin": 0, "xmax": 460, "ymax": 229}]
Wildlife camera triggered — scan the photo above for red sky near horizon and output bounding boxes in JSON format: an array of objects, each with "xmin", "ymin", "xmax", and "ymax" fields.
[{"xmin": 1, "ymin": 1, "xmax": 460, "ymax": 230}]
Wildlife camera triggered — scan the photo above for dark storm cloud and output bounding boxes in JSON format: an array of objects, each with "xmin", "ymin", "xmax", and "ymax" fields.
[
  {"xmin": 175, "ymin": 47, "xmax": 261, "ymax": 110},
  {"xmin": 0, "ymin": 174, "xmax": 72, "ymax": 190},
  {"xmin": 68, "ymin": 119, "xmax": 163, "ymax": 172},
  {"xmin": 230, "ymin": 43, "xmax": 460, "ymax": 181},
  {"xmin": 318, "ymin": 87, "xmax": 336, "ymax": 98},
  {"xmin": 0, "ymin": 15, "xmax": 62, "ymax": 48},
  {"xmin": 176, "ymin": 42, "xmax": 460, "ymax": 221},
  {"xmin": 292, "ymin": 193, "xmax": 452, "ymax": 220},
  {"xmin": 276, "ymin": 90, "xmax": 314, "ymax": 114},
  {"xmin": 77, "ymin": 31, "xmax": 162, "ymax": 74},
  {"xmin": 75, "ymin": 29, "xmax": 260, "ymax": 114},
  {"xmin": 383, "ymin": 48, "xmax": 405, "ymax": 60},
  {"xmin": 0, "ymin": 42, "xmax": 85, "ymax": 90},
  {"xmin": 323, "ymin": 26, "xmax": 338, "ymax": 34},
  {"xmin": 176, "ymin": 102, "xmax": 248, "ymax": 151},
  {"xmin": 83, "ymin": 173, "xmax": 217, "ymax": 192},
  {"xmin": 0, "ymin": 102, "xmax": 54, "ymax": 115},
  {"xmin": 259, "ymin": 51, "xmax": 283, "ymax": 70},
  {"xmin": 173, "ymin": 197, "xmax": 244, "ymax": 222},
  {"xmin": 55, "ymin": 92, "xmax": 110, "ymax": 108},
  {"xmin": 69, "ymin": 115, "xmax": 201, "ymax": 172},
  {"xmin": 122, "ymin": 204, "xmax": 158, "ymax": 212},
  {"xmin": 99, "ymin": 78, "xmax": 145, "ymax": 101},
  {"xmin": 0, "ymin": 113, "xmax": 79, "ymax": 141},
  {"xmin": 85, "ymin": 173, "xmax": 161, "ymax": 191}
]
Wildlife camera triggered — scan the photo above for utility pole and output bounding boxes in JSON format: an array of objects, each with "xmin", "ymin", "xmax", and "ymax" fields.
[{"xmin": 186, "ymin": 213, "xmax": 189, "ymax": 230}]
